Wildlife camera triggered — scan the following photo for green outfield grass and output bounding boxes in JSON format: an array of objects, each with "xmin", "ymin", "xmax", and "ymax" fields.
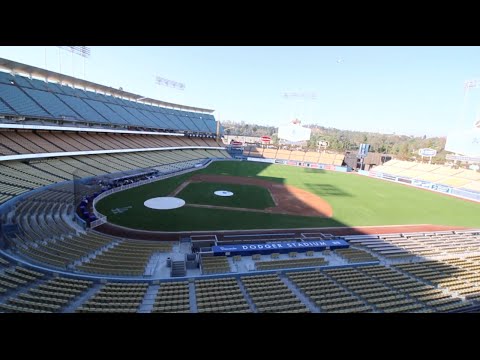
[
  {"xmin": 95, "ymin": 161, "xmax": 480, "ymax": 231},
  {"xmin": 176, "ymin": 182, "xmax": 275, "ymax": 209}
]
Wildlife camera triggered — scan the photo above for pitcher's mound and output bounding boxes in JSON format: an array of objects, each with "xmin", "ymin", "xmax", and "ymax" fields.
[
  {"xmin": 144, "ymin": 197, "xmax": 185, "ymax": 210},
  {"xmin": 214, "ymin": 190, "xmax": 234, "ymax": 197}
]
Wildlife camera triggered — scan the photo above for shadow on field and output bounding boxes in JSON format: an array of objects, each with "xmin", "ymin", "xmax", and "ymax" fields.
[
  {"xmin": 303, "ymin": 183, "xmax": 353, "ymax": 197},
  {"xmin": 251, "ymin": 176, "xmax": 285, "ymax": 184},
  {"xmin": 302, "ymin": 168, "xmax": 328, "ymax": 174}
]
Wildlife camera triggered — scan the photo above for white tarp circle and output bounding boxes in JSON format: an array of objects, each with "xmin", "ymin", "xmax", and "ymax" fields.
[
  {"xmin": 214, "ymin": 191, "xmax": 234, "ymax": 197},
  {"xmin": 144, "ymin": 197, "xmax": 186, "ymax": 210}
]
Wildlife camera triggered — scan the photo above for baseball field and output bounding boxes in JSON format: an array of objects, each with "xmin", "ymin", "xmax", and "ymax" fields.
[{"xmin": 95, "ymin": 161, "xmax": 480, "ymax": 231}]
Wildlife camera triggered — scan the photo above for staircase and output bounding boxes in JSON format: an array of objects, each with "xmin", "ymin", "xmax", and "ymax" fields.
[
  {"xmin": 138, "ymin": 284, "xmax": 160, "ymax": 313},
  {"xmin": 63, "ymin": 283, "xmax": 103, "ymax": 313},
  {"xmin": 171, "ymin": 260, "xmax": 186, "ymax": 277}
]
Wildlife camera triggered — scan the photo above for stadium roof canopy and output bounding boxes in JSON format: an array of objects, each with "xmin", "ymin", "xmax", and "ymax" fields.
[{"xmin": 0, "ymin": 57, "xmax": 214, "ymax": 114}]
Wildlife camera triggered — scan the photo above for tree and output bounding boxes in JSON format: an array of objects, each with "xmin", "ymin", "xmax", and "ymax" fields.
[
  {"xmin": 271, "ymin": 134, "xmax": 279, "ymax": 146},
  {"xmin": 220, "ymin": 119, "xmax": 448, "ymax": 162},
  {"xmin": 398, "ymin": 143, "xmax": 410, "ymax": 160}
]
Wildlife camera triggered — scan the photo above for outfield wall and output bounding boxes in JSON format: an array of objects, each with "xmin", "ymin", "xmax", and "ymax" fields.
[
  {"xmin": 246, "ymin": 157, "xmax": 350, "ymax": 172},
  {"xmin": 358, "ymin": 170, "xmax": 480, "ymax": 203}
]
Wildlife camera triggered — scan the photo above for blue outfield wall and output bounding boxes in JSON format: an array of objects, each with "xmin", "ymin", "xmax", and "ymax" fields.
[
  {"xmin": 212, "ymin": 239, "xmax": 349, "ymax": 256},
  {"xmin": 451, "ymin": 188, "xmax": 480, "ymax": 202},
  {"xmin": 246, "ymin": 157, "xmax": 276, "ymax": 163}
]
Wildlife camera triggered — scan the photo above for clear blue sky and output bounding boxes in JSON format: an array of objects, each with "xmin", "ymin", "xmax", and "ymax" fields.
[{"xmin": 1, "ymin": 46, "xmax": 479, "ymax": 137}]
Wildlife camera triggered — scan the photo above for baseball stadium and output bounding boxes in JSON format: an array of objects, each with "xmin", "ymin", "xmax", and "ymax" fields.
[{"xmin": 0, "ymin": 50, "xmax": 480, "ymax": 314}]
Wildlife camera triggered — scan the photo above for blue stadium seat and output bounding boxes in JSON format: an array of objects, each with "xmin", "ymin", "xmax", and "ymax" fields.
[
  {"xmin": 149, "ymin": 111, "xmax": 178, "ymax": 129},
  {"xmin": 0, "ymin": 84, "xmax": 52, "ymax": 118},
  {"xmin": 164, "ymin": 113, "xmax": 186, "ymax": 131},
  {"xmin": 82, "ymin": 99, "xmax": 129, "ymax": 125},
  {"xmin": 203, "ymin": 118, "xmax": 218, "ymax": 133},
  {"xmin": 123, "ymin": 107, "xmax": 160, "ymax": 129},
  {"xmin": 12, "ymin": 76, "xmax": 33, "ymax": 88},
  {"xmin": 116, "ymin": 97, "xmax": 139, "ymax": 108},
  {"xmin": 104, "ymin": 103, "xmax": 148, "ymax": 127},
  {"xmin": 58, "ymin": 85, "xmax": 78, "ymax": 96},
  {"xmin": 27, "ymin": 78, "xmax": 49, "ymax": 90},
  {"xmin": 0, "ymin": 71, "xmax": 218, "ymax": 133},
  {"xmin": 83, "ymin": 90, "xmax": 101, "ymax": 100},
  {"xmin": 0, "ymin": 98, "xmax": 15, "ymax": 115},
  {"xmin": 105, "ymin": 95, "xmax": 125, "ymax": 105},
  {"xmin": 45, "ymin": 82, "xmax": 67, "ymax": 94},
  {"xmin": 0, "ymin": 72, "xmax": 15, "ymax": 84},
  {"xmin": 22, "ymin": 88, "xmax": 81, "ymax": 119},
  {"xmin": 178, "ymin": 115, "xmax": 202, "ymax": 132},
  {"xmin": 55, "ymin": 93, "xmax": 108, "ymax": 123}
]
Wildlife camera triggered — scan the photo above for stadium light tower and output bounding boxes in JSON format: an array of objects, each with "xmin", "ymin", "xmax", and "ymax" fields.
[
  {"xmin": 56, "ymin": 46, "xmax": 91, "ymax": 79},
  {"xmin": 283, "ymin": 92, "xmax": 317, "ymax": 100},
  {"xmin": 155, "ymin": 76, "xmax": 185, "ymax": 91},
  {"xmin": 155, "ymin": 76, "xmax": 186, "ymax": 110},
  {"xmin": 464, "ymin": 79, "xmax": 480, "ymax": 91},
  {"xmin": 460, "ymin": 79, "xmax": 480, "ymax": 128}
]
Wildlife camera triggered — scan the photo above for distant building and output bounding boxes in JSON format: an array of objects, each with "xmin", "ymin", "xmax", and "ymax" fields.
[
  {"xmin": 344, "ymin": 151, "xmax": 392, "ymax": 170},
  {"xmin": 223, "ymin": 135, "xmax": 267, "ymax": 145}
]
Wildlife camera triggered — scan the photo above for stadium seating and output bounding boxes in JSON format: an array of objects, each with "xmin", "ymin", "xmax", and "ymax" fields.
[
  {"xmin": 195, "ymin": 277, "xmax": 250, "ymax": 313},
  {"xmin": 373, "ymin": 160, "xmax": 480, "ymax": 193},
  {"xmin": 0, "ymin": 264, "xmax": 44, "ymax": 294},
  {"xmin": 334, "ymin": 247, "xmax": 378, "ymax": 263},
  {"xmin": 3, "ymin": 63, "xmax": 480, "ymax": 314},
  {"xmin": 0, "ymin": 276, "xmax": 92, "ymax": 313},
  {"xmin": 76, "ymin": 282, "xmax": 148, "ymax": 313},
  {"xmin": 240, "ymin": 274, "xmax": 309, "ymax": 313},
  {"xmin": 76, "ymin": 240, "xmax": 172, "ymax": 276},
  {"xmin": 0, "ymin": 71, "xmax": 218, "ymax": 133},
  {"xmin": 349, "ymin": 232, "xmax": 480, "ymax": 259},
  {"xmin": 287, "ymin": 270, "xmax": 374, "ymax": 313},
  {"xmin": 3, "ymin": 240, "xmax": 480, "ymax": 312},
  {"xmin": 0, "ymin": 148, "xmax": 229, "ymax": 206},
  {"xmin": 243, "ymin": 146, "xmax": 345, "ymax": 166},
  {"xmin": 255, "ymin": 257, "xmax": 328, "ymax": 270},
  {"xmin": 152, "ymin": 281, "xmax": 191, "ymax": 313},
  {"xmin": 0, "ymin": 130, "xmax": 223, "ymax": 157},
  {"xmin": 201, "ymin": 256, "xmax": 231, "ymax": 275}
]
